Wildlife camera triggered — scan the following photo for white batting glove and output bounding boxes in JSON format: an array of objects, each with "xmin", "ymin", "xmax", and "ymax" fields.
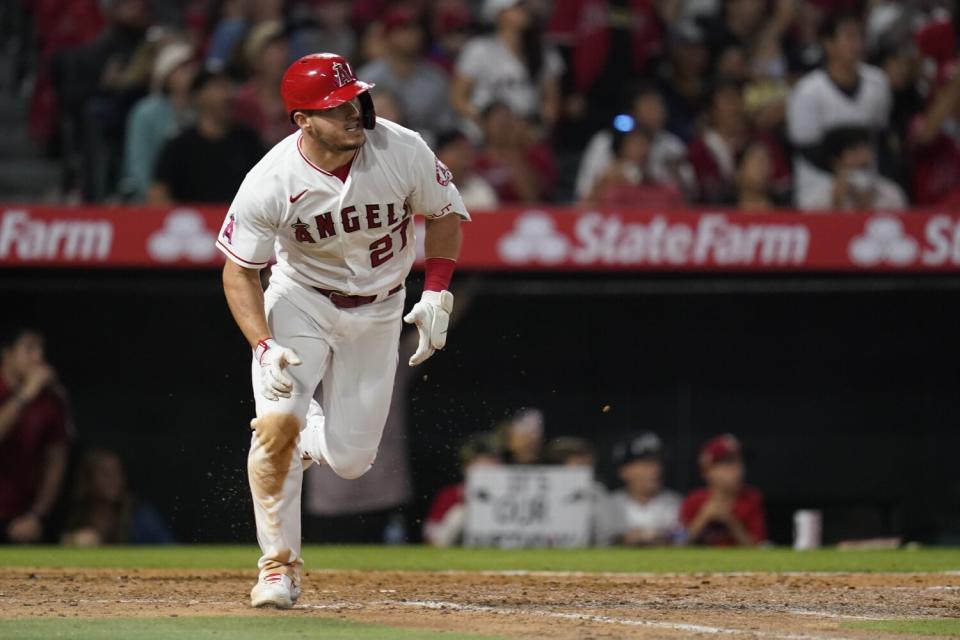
[
  {"xmin": 255, "ymin": 338, "xmax": 302, "ymax": 400},
  {"xmin": 403, "ymin": 290, "xmax": 454, "ymax": 366}
]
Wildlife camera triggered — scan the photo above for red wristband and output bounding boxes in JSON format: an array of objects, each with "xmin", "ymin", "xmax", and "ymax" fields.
[{"xmin": 424, "ymin": 257, "xmax": 456, "ymax": 291}]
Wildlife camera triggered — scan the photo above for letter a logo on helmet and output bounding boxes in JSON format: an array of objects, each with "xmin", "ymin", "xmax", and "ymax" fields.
[{"xmin": 281, "ymin": 53, "xmax": 377, "ymax": 129}]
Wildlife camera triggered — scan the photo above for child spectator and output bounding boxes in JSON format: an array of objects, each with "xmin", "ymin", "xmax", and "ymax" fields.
[
  {"xmin": 735, "ymin": 141, "xmax": 778, "ymax": 211},
  {"xmin": 452, "ymin": 0, "xmax": 563, "ymax": 127},
  {"xmin": 0, "ymin": 328, "xmax": 72, "ymax": 544},
  {"xmin": 680, "ymin": 434, "xmax": 766, "ymax": 546},
  {"xmin": 607, "ymin": 433, "xmax": 681, "ymax": 547},
  {"xmin": 62, "ymin": 449, "xmax": 173, "ymax": 545},
  {"xmin": 423, "ymin": 434, "xmax": 501, "ymax": 547},
  {"xmin": 576, "ymin": 84, "xmax": 694, "ymax": 202},
  {"xmin": 497, "ymin": 408, "xmax": 545, "ymax": 465},
  {"xmin": 799, "ymin": 126, "xmax": 905, "ymax": 211},
  {"xmin": 121, "ymin": 41, "xmax": 196, "ymax": 201}
]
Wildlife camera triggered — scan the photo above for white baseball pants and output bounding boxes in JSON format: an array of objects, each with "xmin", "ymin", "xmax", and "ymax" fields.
[{"xmin": 248, "ymin": 280, "xmax": 404, "ymax": 580}]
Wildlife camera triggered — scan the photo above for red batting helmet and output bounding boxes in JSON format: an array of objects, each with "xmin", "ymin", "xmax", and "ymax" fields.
[{"xmin": 281, "ymin": 53, "xmax": 376, "ymax": 129}]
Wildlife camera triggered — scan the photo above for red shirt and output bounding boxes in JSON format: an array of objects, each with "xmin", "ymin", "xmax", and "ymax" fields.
[
  {"xmin": 0, "ymin": 377, "xmax": 71, "ymax": 520},
  {"xmin": 680, "ymin": 486, "xmax": 767, "ymax": 546},
  {"xmin": 909, "ymin": 115, "xmax": 960, "ymax": 206},
  {"xmin": 425, "ymin": 483, "xmax": 464, "ymax": 528}
]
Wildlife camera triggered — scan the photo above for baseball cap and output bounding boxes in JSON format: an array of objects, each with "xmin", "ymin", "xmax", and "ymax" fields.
[
  {"xmin": 151, "ymin": 41, "xmax": 193, "ymax": 92},
  {"xmin": 383, "ymin": 7, "xmax": 418, "ymax": 33},
  {"xmin": 483, "ymin": 0, "xmax": 523, "ymax": 24},
  {"xmin": 699, "ymin": 434, "xmax": 741, "ymax": 467},
  {"xmin": 612, "ymin": 432, "xmax": 663, "ymax": 467}
]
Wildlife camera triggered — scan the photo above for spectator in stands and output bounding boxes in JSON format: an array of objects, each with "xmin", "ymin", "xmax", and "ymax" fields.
[
  {"xmin": 606, "ymin": 432, "xmax": 681, "ymax": 547},
  {"xmin": 576, "ymin": 84, "xmax": 694, "ymax": 202},
  {"xmin": 474, "ymin": 102, "xmax": 557, "ymax": 203},
  {"xmin": 425, "ymin": 4, "xmax": 473, "ymax": 75},
  {"xmin": 288, "ymin": 0, "xmax": 356, "ymax": 62},
  {"xmin": 655, "ymin": 19, "xmax": 710, "ymax": 143},
  {"xmin": 498, "ymin": 408, "xmax": 545, "ymax": 465},
  {"xmin": 908, "ymin": 60, "xmax": 960, "ymax": 206},
  {"xmin": 0, "ymin": 328, "xmax": 71, "ymax": 544},
  {"xmin": 436, "ymin": 130, "xmax": 499, "ymax": 210},
  {"xmin": 735, "ymin": 141, "xmax": 778, "ymax": 211},
  {"xmin": 547, "ymin": 0, "xmax": 665, "ymax": 148},
  {"xmin": 585, "ymin": 127, "xmax": 685, "ymax": 208},
  {"xmin": 62, "ymin": 449, "xmax": 173, "ymax": 545},
  {"xmin": 687, "ymin": 79, "xmax": 750, "ymax": 205},
  {"xmin": 149, "ymin": 68, "xmax": 263, "ymax": 204},
  {"xmin": 56, "ymin": 0, "xmax": 152, "ymax": 201},
  {"xmin": 233, "ymin": 21, "xmax": 297, "ymax": 147},
  {"xmin": 681, "ymin": 434, "xmax": 766, "ymax": 546},
  {"xmin": 120, "ymin": 41, "xmax": 196, "ymax": 201},
  {"xmin": 424, "ymin": 434, "xmax": 501, "ymax": 547},
  {"xmin": 799, "ymin": 126, "xmax": 905, "ymax": 211},
  {"xmin": 451, "ymin": 0, "xmax": 563, "ymax": 127},
  {"xmin": 787, "ymin": 13, "xmax": 892, "ymax": 201},
  {"xmin": 358, "ymin": 8, "xmax": 456, "ymax": 146}
]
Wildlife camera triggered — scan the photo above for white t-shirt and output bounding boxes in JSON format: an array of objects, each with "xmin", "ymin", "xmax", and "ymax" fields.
[
  {"xmin": 787, "ymin": 64, "xmax": 891, "ymax": 197},
  {"xmin": 798, "ymin": 171, "xmax": 907, "ymax": 211},
  {"xmin": 456, "ymin": 35, "xmax": 563, "ymax": 118},
  {"xmin": 607, "ymin": 489, "xmax": 682, "ymax": 541},
  {"xmin": 216, "ymin": 119, "xmax": 469, "ymax": 295}
]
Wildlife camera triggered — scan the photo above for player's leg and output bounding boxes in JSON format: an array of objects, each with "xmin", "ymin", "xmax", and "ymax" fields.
[
  {"xmin": 313, "ymin": 293, "xmax": 405, "ymax": 481},
  {"xmin": 298, "ymin": 396, "xmax": 325, "ymax": 470},
  {"xmin": 248, "ymin": 293, "xmax": 332, "ymax": 606}
]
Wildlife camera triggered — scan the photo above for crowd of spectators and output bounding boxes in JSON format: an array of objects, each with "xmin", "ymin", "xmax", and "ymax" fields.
[
  {"xmin": 13, "ymin": 0, "xmax": 960, "ymax": 210},
  {"xmin": 424, "ymin": 408, "xmax": 767, "ymax": 548}
]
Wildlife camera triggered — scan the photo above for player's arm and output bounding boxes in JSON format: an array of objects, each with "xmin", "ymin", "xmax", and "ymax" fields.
[
  {"xmin": 222, "ymin": 261, "xmax": 271, "ymax": 349},
  {"xmin": 424, "ymin": 211, "xmax": 462, "ymax": 260},
  {"xmin": 221, "ymin": 261, "xmax": 302, "ymax": 401}
]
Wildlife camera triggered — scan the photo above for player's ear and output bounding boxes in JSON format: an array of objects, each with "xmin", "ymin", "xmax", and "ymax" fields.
[{"xmin": 292, "ymin": 111, "xmax": 308, "ymax": 130}]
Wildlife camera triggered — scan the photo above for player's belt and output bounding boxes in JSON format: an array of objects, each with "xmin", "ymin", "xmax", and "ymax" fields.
[{"xmin": 313, "ymin": 284, "xmax": 404, "ymax": 309}]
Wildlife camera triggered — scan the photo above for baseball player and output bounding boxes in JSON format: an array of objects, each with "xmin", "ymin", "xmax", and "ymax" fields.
[{"xmin": 216, "ymin": 53, "xmax": 469, "ymax": 608}]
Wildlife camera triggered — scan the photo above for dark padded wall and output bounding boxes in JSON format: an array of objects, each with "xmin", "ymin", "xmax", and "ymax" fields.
[{"xmin": 5, "ymin": 270, "xmax": 959, "ymax": 544}]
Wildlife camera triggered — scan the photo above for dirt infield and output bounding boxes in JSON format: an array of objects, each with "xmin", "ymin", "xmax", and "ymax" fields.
[{"xmin": 1, "ymin": 567, "xmax": 957, "ymax": 639}]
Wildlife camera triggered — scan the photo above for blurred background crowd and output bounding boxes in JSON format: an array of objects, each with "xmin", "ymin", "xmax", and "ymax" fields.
[{"xmin": 4, "ymin": 0, "xmax": 960, "ymax": 210}]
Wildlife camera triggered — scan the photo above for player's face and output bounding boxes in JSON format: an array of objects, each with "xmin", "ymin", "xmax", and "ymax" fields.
[
  {"xmin": 303, "ymin": 98, "xmax": 366, "ymax": 152},
  {"xmin": 3, "ymin": 332, "xmax": 44, "ymax": 378}
]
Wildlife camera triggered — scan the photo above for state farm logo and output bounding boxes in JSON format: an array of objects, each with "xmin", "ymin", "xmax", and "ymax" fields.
[
  {"xmin": 848, "ymin": 217, "xmax": 918, "ymax": 266},
  {"xmin": 497, "ymin": 211, "xmax": 809, "ymax": 267},
  {"xmin": 499, "ymin": 212, "xmax": 569, "ymax": 265},
  {"xmin": 0, "ymin": 209, "xmax": 112, "ymax": 261},
  {"xmin": 147, "ymin": 209, "xmax": 217, "ymax": 262}
]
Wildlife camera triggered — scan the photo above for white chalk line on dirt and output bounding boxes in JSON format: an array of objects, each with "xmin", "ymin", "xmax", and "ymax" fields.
[
  {"xmin": 434, "ymin": 570, "xmax": 960, "ymax": 579},
  {"xmin": 396, "ymin": 599, "xmax": 849, "ymax": 640}
]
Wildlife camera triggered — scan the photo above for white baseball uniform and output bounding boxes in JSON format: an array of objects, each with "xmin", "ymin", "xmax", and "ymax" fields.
[{"xmin": 216, "ymin": 118, "xmax": 469, "ymax": 581}]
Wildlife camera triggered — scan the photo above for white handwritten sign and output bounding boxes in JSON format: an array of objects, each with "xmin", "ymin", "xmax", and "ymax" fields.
[{"xmin": 464, "ymin": 466, "xmax": 593, "ymax": 548}]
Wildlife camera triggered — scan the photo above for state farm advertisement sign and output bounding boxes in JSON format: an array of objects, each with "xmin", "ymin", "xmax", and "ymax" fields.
[{"xmin": 2, "ymin": 205, "xmax": 960, "ymax": 272}]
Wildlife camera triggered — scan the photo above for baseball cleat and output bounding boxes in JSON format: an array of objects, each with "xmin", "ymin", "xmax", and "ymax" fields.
[
  {"xmin": 250, "ymin": 572, "xmax": 294, "ymax": 609},
  {"xmin": 291, "ymin": 581, "xmax": 302, "ymax": 603}
]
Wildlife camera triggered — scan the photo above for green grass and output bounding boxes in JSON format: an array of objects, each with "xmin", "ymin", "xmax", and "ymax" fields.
[
  {"xmin": 0, "ymin": 545, "xmax": 958, "ymax": 573},
  {"xmin": 0, "ymin": 617, "xmax": 500, "ymax": 640},
  {"xmin": 844, "ymin": 619, "xmax": 960, "ymax": 637}
]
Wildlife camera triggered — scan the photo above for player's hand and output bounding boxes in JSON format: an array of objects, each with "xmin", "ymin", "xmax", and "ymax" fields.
[
  {"xmin": 255, "ymin": 338, "xmax": 302, "ymax": 400},
  {"xmin": 19, "ymin": 363, "xmax": 55, "ymax": 402},
  {"xmin": 403, "ymin": 290, "xmax": 454, "ymax": 366},
  {"xmin": 7, "ymin": 513, "xmax": 43, "ymax": 543}
]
